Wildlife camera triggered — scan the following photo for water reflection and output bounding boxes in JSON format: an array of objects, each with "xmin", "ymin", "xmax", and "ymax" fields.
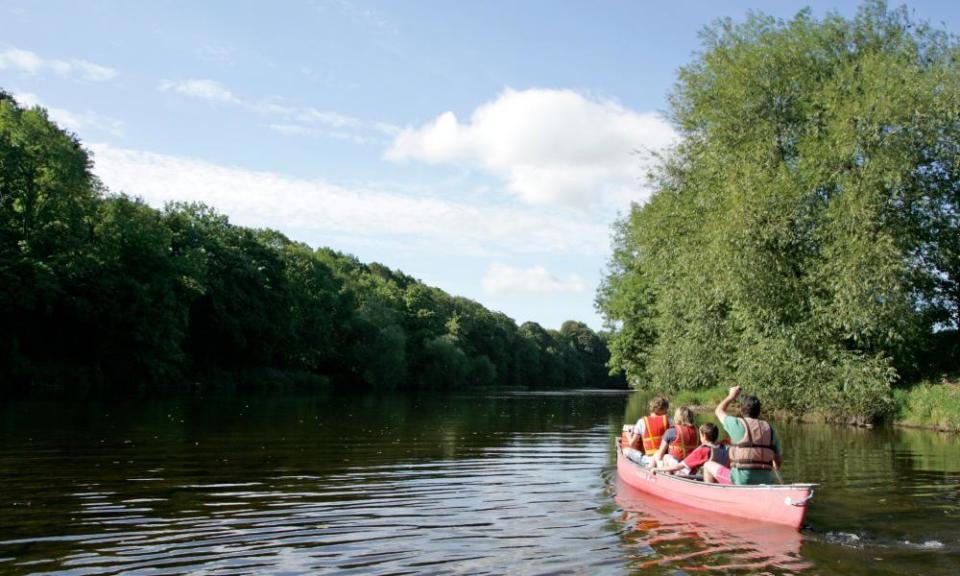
[
  {"xmin": 0, "ymin": 391, "xmax": 631, "ymax": 575},
  {"xmin": 614, "ymin": 479, "xmax": 810, "ymax": 574},
  {"xmin": 1, "ymin": 389, "xmax": 959, "ymax": 574}
]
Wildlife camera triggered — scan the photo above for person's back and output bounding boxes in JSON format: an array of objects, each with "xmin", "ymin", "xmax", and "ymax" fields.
[
  {"xmin": 710, "ymin": 386, "xmax": 782, "ymax": 485},
  {"xmin": 668, "ymin": 422, "xmax": 699, "ymax": 461},
  {"xmin": 655, "ymin": 406, "xmax": 698, "ymax": 466},
  {"xmin": 708, "ymin": 442, "xmax": 730, "ymax": 469},
  {"xmin": 727, "ymin": 414, "xmax": 779, "ymax": 484},
  {"xmin": 623, "ymin": 397, "xmax": 672, "ymax": 466}
]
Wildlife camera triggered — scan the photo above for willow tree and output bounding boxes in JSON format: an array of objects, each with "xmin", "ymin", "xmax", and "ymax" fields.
[{"xmin": 598, "ymin": 1, "xmax": 960, "ymax": 419}]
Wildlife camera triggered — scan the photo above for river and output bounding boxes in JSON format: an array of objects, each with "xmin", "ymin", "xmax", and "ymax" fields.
[{"xmin": 1, "ymin": 389, "xmax": 958, "ymax": 575}]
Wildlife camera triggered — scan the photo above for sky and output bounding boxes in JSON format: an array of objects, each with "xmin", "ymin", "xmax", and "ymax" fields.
[{"xmin": 2, "ymin": 0, "xmax": 958, "ymax": 330}]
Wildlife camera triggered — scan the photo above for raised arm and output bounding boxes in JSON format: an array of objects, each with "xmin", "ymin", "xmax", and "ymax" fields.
[{"xmin": 715, "ymin": 385, "xmax": 741, "ymax": 421}]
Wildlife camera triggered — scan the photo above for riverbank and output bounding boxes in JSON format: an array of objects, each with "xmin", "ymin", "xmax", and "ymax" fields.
[
  {"xmin": 892, "ymin": 375, "xmax": 960, "ymax": 433},
  {"xmin": 657, "ymin": 376, "xmax": 960, "ymax": 434}
]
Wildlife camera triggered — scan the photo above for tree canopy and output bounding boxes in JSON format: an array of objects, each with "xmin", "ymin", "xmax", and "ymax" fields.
[
  {"xmin": 598, "ymin": 1, "xmax": 960, "ymax": 419},
  {"xmin": 0, "ymin": 91, "xmax": 623, "ymax": 392}
]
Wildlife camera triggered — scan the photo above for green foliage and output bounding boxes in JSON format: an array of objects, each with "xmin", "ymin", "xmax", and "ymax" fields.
[
  {"xmin": 85, "ymin": 196, "xmax": 188, "ymax": 382},
  {"xmin": 671, "ymin": 385, "xmax": 729, "ymax": 409},
  {"xmin": 893, "ymin": 377, "xmax": 960, "ymax": 431},
  {"xmin": 0, "ymin": 92, "xmax": 625, "ymax": 392},
  {"xmin": 598, "ymin": 1, "xmax": 960, "ymax": 420}
]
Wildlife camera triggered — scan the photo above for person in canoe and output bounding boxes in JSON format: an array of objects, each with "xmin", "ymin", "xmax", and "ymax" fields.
[
  {"xmin": 654, "ymin": 422, "xmax": 731, "ymax": 483},
  {"xmin": 653, "ymin": 406, "xmax": 699, "ymax": 468},
  {"xmin": 703, "ymin": 385, "xmax": 782, "ymax": 485},
  {"xmin": 623, "ymin": 396, "xmax": 672, "ymax": 467}
]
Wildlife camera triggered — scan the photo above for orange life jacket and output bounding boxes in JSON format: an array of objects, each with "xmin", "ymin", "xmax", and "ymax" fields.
[
  {"xmin": 621, "ymin": 425, "xmax": 641, "ymax": 450},
  {"xmin": 641, "ymin": 415, "xmax": 668, "ymax": 455},
  {"xmin": 668, "ymin": 424, "xmax": 700, "ymax": 460},
  {"xmin": 729, "ymin": 418, "xmax": 777, "ymax": 470}
]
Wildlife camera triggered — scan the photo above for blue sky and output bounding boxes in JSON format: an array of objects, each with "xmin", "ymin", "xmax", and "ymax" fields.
[{"xmin": 2, "ymin": 0, "xmax": 958, "ymax": 330}]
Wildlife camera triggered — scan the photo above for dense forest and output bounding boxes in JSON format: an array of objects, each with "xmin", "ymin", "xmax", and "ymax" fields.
[
  {"xmin": 598, "ymin": 1, "xmax": 960, "ymax": 420},
  {"xmin": 0, "ymin": 91, "xmax": 623, "ymax": 392}
]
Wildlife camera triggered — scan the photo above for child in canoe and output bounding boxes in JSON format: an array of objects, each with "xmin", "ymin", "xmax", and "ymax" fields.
[
  {"xmin": 655, "ymin": 422, "xmax": 731, "ymax": 484},
  {"xmin": 652, "ymin": 406, "xmax": 699, "ymax": 468},
  {"xmin": 622, "ymin": 396, "xmax": 672, "ymax": 467}
]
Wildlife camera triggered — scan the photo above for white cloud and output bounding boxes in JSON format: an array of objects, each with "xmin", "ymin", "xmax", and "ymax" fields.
[
  {"xmin": 71, "ymin": 60, "xmax": 117, "ymax": 82},
  {"xmin": 482, "ymin": 263, "xmax": 586, "ymax": 295},
  {"xmin": 294, "ymin": 108, "xmax": 361, "ymax": 129},
  {"xmin": 88, "ymin": 143, "xmax": 609, "ymax": 257},
  {"xmin": 268, "ymin": 123, "xmax": 317, "ymax": 137},
  {"xmin": 0, "ymin": 48, "xmax": 42, "ymax": 73},
  {"xmin": 373, "ymin": 122, "xmax": 402, "ymax": 136},
  {"xmin": 0, "ymin": 48, "xmax": 116, "ymax": 81},
  {"xmin": 386, "ymin": 88, "xmax": 678, "ymax": 210},
  {"xmin": 159, "ymin": 79, "xmax": 238, "ymax": 104},
  {"xmin": 196, "ymin": 44, "xmax": 236, "ymax": 65},
  {"xmin": 267, "ymin": 123, "xmax": 368, "ymax": 144},
  {"xmin": 14, "ymin": 92, "xmax": 125, "ymax": 136},
  {"xmin": 319, "ymin": 0, "xmax": 398, "ymax": 35},
  {"xmin": 159, "ymin": 78, "xmax": 399, "ymax": 142}
]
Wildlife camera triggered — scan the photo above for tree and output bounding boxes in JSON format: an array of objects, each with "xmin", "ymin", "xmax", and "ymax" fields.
[
  {"xmin": 599, "ymin": 1, "xmax": 960, "ymax": 419},
  {"xmin": 0, "ymin": 93, "xmax": 101, "ymax": 385},
  {"xmin": 1, "ymin": 91, "xmax": 625, "ymax": 392},
  {"xmin": 82, "ymin": 196, "xmax": 187, "ymax": 383},
  {"xmin": 163, "ymin": 203, "xmax": 291, "ymax": 373}
]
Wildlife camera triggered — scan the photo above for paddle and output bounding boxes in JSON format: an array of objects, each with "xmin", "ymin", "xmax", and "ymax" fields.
[{"xmin": 772, "ymin": 460, "xmax": 784, "ymax": 485}]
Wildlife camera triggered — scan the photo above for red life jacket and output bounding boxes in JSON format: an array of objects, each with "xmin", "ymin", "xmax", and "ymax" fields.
[
  {"xmin": 668, "ymin": 424, "xmax": 699, "ymax": 460},
  {"xmin": 641, "ymin": 415, "xmax": 668, "ymax": 455}
]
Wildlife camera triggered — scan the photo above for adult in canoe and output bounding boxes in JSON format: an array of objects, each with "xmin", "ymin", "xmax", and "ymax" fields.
[{"xmin": 704, "ymin": 386, "xmax": 782, "ymax": 485}]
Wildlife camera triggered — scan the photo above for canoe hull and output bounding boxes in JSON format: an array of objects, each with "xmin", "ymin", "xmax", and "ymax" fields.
[{"xmin": 616, "ymin": 443, "xmax": 815, "ymax": 529}]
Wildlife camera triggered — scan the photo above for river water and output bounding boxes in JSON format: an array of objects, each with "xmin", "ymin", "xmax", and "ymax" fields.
[{"xmin": 1, "ymin": 389, "xmax": 958, "ymax": 575}]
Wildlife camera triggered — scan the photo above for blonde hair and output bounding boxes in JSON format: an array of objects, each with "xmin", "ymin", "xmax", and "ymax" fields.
[{"xmin": 674, "ymin": 406, "xmax": 696, "ymax": 426}]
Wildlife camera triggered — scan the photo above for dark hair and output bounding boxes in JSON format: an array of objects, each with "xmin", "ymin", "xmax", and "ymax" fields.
[
  {"xmin": 699, "ymin": 422, "xmax": 719, "ymax": 443},
  {"xmin": 739, "ymin": 395, "xmax": 761, "ymax": 418},
  {"xmin": 649, "ymin": 397, "xmax": 669, "ymax": 414}
]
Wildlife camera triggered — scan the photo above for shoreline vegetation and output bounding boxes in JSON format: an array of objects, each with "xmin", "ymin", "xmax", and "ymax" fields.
[
  {"xmin": 598, "ymin": 2, "xmax": 960, "ymax": 425},
  {"xmin": 5, "ymin": 3, "xmax": 960, "ymax": 434},
  {"xmin": 0, "ymin": 91, "xmax": 624, "ymax": 394},
  {"xmin": 643, "ymin": 377, "xmax": 960, "ymax": 433}
]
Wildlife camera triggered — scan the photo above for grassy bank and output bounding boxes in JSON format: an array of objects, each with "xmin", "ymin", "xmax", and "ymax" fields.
[
  {"xmin": 893, "ymin": 375, "xmax": 960, "ymax": 432},
  {"xmin": 670, "ymin": 386, "xmax": 729, "ymax": 410}
]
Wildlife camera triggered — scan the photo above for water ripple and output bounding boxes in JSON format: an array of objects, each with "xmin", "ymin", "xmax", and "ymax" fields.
[{"xmin": 3, "ymin": 395, "xmax": 960, "ymax": 575}]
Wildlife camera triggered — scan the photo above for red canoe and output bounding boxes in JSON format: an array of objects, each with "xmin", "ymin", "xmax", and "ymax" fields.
[{"xmin": 616, "ymin": 440, "xmax": 817, "ymax": 529}]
